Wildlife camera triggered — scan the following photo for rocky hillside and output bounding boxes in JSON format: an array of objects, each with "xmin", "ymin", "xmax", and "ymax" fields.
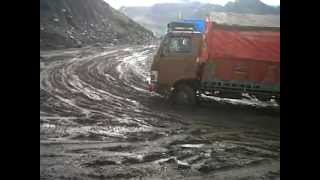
[
  {"xmin": 40, "ymin": 0, "xmax": 154, "ymax": 50},
  {"xmin": 120, "ymin": 2, "xmax": 204, "ymax": 36},
  {"xmin": 224, "ymin": 0, "xmax": 280, "ymax": 14},
  {"xmin": 208, "ymin": 12, "xmax": 280, "ymax": 27},
  {"xmin": 120, "ymin": 0, "xmax": 280, "ymax": 36}
]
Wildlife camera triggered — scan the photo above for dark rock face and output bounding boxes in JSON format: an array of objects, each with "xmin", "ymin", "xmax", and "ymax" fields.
[{"xmin": 40, "ymin": 0, "xmax": 154, "ymax": 50}]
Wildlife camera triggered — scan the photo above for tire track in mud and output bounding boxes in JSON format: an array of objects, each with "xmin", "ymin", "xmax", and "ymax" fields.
[
  {"xmin": 40, "ymin": 45, "xmax": 184, "ymax": 141},
  {"xmin": 40, "ymin": 45, "xmax": 279, "ymax": 179}
]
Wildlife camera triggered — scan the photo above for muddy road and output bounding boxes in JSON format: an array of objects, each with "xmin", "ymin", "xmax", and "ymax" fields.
[{"xmin": 40, "ymin": 44, "xmax": 280, "ymax": 180}]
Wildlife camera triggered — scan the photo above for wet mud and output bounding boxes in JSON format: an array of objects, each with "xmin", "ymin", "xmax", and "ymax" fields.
[{"xmin": 40, "ymin": 44, "xmax": 279, "ymax": 180}]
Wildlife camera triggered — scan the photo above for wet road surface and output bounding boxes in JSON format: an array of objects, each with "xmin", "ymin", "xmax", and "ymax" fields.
[{"xmin": 40, "ymin": 44, "xmax": 280, "ymax": 180}]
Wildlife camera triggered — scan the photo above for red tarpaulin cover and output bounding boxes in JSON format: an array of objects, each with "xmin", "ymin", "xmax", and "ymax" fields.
[
  {"xmin": 201, "ymin": 22, "xmax": 280, "ymax": 63},
  {"xmin": 199, "ymin": 21, "xmax": 280, "ymax": 84}
]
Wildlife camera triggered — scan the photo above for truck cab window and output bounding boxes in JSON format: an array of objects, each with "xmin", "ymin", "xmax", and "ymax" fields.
[{"xmin": 167, "ymin": 37, "xmax": 191, "ymax": 53}]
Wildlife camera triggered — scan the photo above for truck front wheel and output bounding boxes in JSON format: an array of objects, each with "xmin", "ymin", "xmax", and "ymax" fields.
[{"xmin": 171, "ymin": 84, "xmax": 197, "ymax": 106}]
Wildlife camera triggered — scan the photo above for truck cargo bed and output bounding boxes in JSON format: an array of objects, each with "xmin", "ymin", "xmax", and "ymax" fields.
[{"xmin": 201, "ymin": 22, "xmax": 280, "ymax": 87}]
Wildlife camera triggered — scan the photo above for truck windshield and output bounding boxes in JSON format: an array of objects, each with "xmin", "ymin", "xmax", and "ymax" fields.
[{"xmin": 167, "ymin": 37, "xmax": 192, "ymax": 53}]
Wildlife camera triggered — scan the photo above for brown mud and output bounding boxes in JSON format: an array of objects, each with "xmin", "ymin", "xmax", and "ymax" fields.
[{"xmin": 40, "ymin": 44, "xmax": 279, "ymax": 180}]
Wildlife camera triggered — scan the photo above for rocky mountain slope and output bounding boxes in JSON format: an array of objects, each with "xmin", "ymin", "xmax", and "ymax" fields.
[
  {"xmin": 225, "ymin": 0, "xmax": 280, "ymax": 14},
  {"xmin": 40, "ymin": 0, "xmax": 154, "ymax": 50},
  {"xmin": 120, "ymin": 0, "xmax": 280, "ymax": 36}
]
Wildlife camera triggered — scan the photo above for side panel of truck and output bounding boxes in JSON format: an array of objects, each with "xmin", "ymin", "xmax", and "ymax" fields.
[
  {"xmin": 199, "ymin": 22, "xmax": 280, "ymax": 95},
  {"xmin": 202, "ymin": 58, "xmax": 279, "ymax": 85}
]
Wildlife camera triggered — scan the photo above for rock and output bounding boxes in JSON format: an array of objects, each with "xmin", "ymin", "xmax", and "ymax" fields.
[
  {"xmin": 198, "ymin": 164, "xmax": 212, "ymax": 173},
  {"xmin": 177, "ymin": 160, "xmax": 191, "ymax": 169},
  {"xmin": 76, "ymin": 40, "xmax": 82, "ymax": 47},
  {"xmin": 40, "ymin": 0, "xmax": 154, "ymax": 50},
  {"xmin": 198, "ymin": 161, "xmax": 232, "ymax": 173},
  {"xmin": 200, "ymin": 129, "xmax": 207, "ymax": 133}
]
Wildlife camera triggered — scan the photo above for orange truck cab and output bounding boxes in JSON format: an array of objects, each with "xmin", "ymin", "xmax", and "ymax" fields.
[{"xmin": 149, "ymin": 19, "xmax": 280, "ymax": 105}]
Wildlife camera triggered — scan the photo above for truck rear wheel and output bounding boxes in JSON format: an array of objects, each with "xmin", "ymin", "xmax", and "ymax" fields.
[{"xmin": 171, "ymin": 84, "xmax": 197, "ymax": 106}]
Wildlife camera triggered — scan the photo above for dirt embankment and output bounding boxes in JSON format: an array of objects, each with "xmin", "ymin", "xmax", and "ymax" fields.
[{"xmin": 40, "ymin": 0, "xmax": 154, "ymax": 50}]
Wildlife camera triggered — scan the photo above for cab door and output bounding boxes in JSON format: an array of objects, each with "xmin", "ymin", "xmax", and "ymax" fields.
[{"xmin": 157, "ymin": 34, "xmax": 199, "ymax": 86}]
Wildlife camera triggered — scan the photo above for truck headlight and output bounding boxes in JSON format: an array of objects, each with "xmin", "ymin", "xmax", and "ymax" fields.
[{"xmin": 150, "ymin": 70, "xmax": 158, "ymax": 82}]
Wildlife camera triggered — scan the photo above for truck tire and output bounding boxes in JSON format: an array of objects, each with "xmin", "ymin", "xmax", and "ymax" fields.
[{"xmin": 171, "ymin": 84, "xmax": 197, "ymax": 106}]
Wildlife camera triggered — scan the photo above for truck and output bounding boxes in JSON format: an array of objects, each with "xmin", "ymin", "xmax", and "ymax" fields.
[{"xmin": 149, "ymin": 17, "xmax": 280, "ymax": 105}]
